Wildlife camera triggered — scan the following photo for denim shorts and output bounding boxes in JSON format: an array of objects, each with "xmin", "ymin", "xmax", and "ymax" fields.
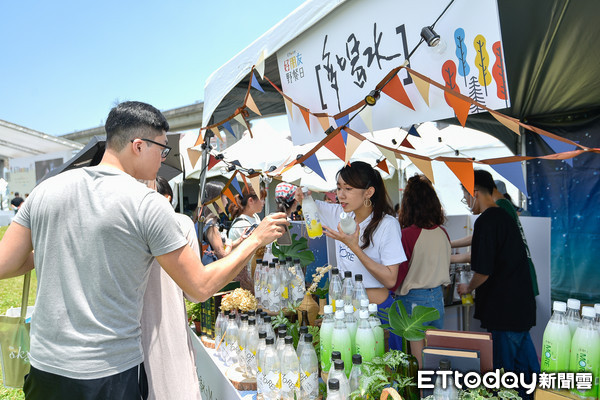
[{"xmin": 394, "ymin": 286, "xmax": 445, "ymax": 329}]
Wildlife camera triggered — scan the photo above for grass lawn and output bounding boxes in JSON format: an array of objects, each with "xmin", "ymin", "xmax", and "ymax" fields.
[{"xmin": 0, "ymin": 225, "xmax": 35, "ymax": 399}]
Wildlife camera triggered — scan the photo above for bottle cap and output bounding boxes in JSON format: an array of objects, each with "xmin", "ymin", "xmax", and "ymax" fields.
[
  {"xmin": 352, "ymin": 354, "xmax": 362, "ymax": 364},
  {"xmin": 344, "ymin": 271, "xmax": 352, "ymax": 278},
  {"xmin": 553, "ymin": 301, "xmax": 567, "ymax": 312},
  {"xmin": 335, "ymin": 310, "xmax": 345, "ymax": 320},
  {"xmin": 269, "ymin": 262, "xmax": 276, "ymax": 268},
  {"xmin": 324, "ymin": 305, "xmax": 334, "ymax": 314},
  {"xmin": 278, "ymin": 323, "xmax": 287, "ymax": 331},
  {"xmin": 331, "ymin": 351, "xmax": 341, "ymax": 360},
  {"xmin": 344, "ymin": 304, "xmax": 354, "ymax": 314},
  {"xmin": 300, "ymin": 326, "xmax": 308, "ymax": 334},
  {"xmin": 266, "ymin": 337, "xmax": 275, "ymax": 345},
  {"xmin": 260, "ymin": 311, "xmax": 268, "ymax": 317},
  {"xmin": 278, "ymin": 329, "xmax": 287, "ymax": 338},
  {"xmin": 224, "ymin": 310, "xmax": 231, "ymax": 315},
  {"xmin": 262, "ymin": 260, "xmax": 269, "ymax": 266},
  {"xmin": 294, "ymin": 258, "xmax": 301, "ymax": 264},
  {"xmin": 355, "ymin": 274, "xmax": 363, "ymax": 282},
  {"xmin": 241, "ymin": 314, "xmax": 248, "ymax": 321},
  {"xmin": 229, "ymin": 314, "xmax": 236, "ymax": 319},
  {"xmin": 304, "ymin": 333, "xmax": 313, "ymax": 342},
  {"xmin": 263, "ymin": 315, "xmax": 271, "ymax": 323},
  {"xmin": 439, "ymin": 359, "xmax": 451, "ymax": 370},
  {"xmin": 248, "ymin": 310, "xmax": 256, "ymax": 316},
  {"xmin": 332, "ymin": 268, "xmax": 340, "ymax": 275},
  {"xmin": 368, "ymin": 303, "xmax": 378, "ymax": 313},
  {"xmin": 359, "ymin": 310, "xmax": 369, "ymax": 319},
  {"xmin": 256, "ymin": 259, "xmax": 263, "ymax": 264},
  {"xmin": 582, "ymin": 306, "xmax": 595, "ymax": 318},
  {"xmin": 336, "ymin": 299, "xmax": 345, "ymax": 309},
  {"xmin": 259, "ymin": 331, "xmax": 267, "ymax": 339},
  {"xmin": 360, "ymin": 298, "xmax": 369, "ymax": 308},
  {"xmin": 248, "ymin": 318, "xmax": 256, "ymax": 325},
  {"xmin": 328, "ymin": 378, "xmax": 340, "ymax": 391},
  {"xmin": 286, "ymin": 256, "xmax": 292, "ymax": 262},
  {"xmin": 333, "ymin": 359, "xmax": 345, "ymax": 370},
  {"xmin": 273, "ymin": 258, "xmax": 279, "ymax": 263},
  {"xmin": 285, "ymin": 335, "xmax": 293, "ymax": 344},
  {"xmin": 567, "ymin": 298, "xmax": 580, "ymax": 309}
]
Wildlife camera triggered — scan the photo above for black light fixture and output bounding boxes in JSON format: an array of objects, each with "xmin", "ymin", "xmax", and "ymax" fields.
[
  {"xmin": 227, "ymin": 165, "xmax": 236, "ymax": 172},
  {"xmin": 365, "ymin": 90, "xmax": 380, "ymax": 106},
  {"xmin": 324, "ymin": 126, "xmax": 335, "ymax": 135},
  {"xmin": 421, "ymin": 26, "xmax": 440, "ymax": 47}
]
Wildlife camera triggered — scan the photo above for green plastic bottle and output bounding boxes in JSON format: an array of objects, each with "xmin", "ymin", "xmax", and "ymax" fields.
[
  {"xmin": 319, "ymin": 305, "xmax": 335, "ymax": 373},
  {"xmin": 331, "ymin": 310, "xmax": 352, "ymax": 376},
  {"xmin": 368, "ymin": 303, "xmax": 385, "ymax": 357},
  {"xmin": 355, "ymin": 310, "xmax": 376, "ymax": 362},
  {"xmin": 541, "ymin": 301, "xmax": 571, "ymax": 373},
  {"xmin": 569, "ymin": 306, "xmax": 599, "ymax": 399}
]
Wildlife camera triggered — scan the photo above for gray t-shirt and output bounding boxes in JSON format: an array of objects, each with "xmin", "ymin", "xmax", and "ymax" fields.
[{"xmin": 13, "ymin": 165, "xmax": 187, "ymax": 379}]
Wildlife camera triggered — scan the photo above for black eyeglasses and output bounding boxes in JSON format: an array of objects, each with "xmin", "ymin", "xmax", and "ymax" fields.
[{"xmin": 132, "ymin": 138, "xmax": 171, "ymax": 158}]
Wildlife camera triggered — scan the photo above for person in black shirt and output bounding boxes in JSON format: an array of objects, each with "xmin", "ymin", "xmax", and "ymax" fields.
[
  {"xmin": 10, "ymin": 192, "xmax": 24, "ymax": 210},
  {"xmin": 457, "ymin": 170, "xmax": 539, "ymax": 383}
]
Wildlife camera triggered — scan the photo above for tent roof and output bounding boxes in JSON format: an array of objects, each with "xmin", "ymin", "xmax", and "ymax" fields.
[
  {"xmin": 202, "ymin": 0, "xmax": 600, "ymax": 153},
  {"xmin": 0, "ymin": 119, "xmax": 83, "ymax": 159}
]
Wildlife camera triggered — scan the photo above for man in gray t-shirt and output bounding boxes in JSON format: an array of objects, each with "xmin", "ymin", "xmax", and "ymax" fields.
[{"xmin": 0, "ymin": 101, "xmax": 287, "ymax": 400}]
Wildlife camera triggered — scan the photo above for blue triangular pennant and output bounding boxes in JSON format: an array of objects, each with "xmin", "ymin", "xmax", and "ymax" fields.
[
  {"xmin": 408, "ymin": 125, "xmax": 421, "ymax": 137},
  {"xmin": 303, "ymin": 154, "xmax": 327, "ymax": 182},
  {"xmin": 540, "ymin": 135, "xmax": 577, "ymax": 167},
  {"xmin": 490, "ymin": 162, "xmax": 528, "ymax": 198},
  {"xmin": 335, "ymin": 114, "xmax": 350, "ymax": 130},
  {"xmin": 251, "ymin": 72, "xmax": 264, "ymax": 93},
  {"xmin": 340, "ymin": 129, "xmax": 348, "ymax": 145},
  {"xmin": 229, "ymin": 175, "xmax": 243, "ymax": 196},
  {"xmin": 222, "ymin": 121, "xmax": 235, "ymax": 138}
]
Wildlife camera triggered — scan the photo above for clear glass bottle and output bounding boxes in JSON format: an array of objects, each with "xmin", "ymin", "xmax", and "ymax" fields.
[
  {"xmin": 301, "ymin": 188, "xmax": 323, "ymax": 238},
  {"xmin": 263, "ymin": 315, "xmax": 275, "ymax": 340},
  {"xmin": 433, "ymin": 359, "xmax": 458, "ymax": 400},
  {"xmin": 254, "ymin": 259, "xmax": 263, "ymax": 306},
  {"xmin": 299, "ymin": 333, "xmax": 319, "ymax": 400},
  {"xmin": 339, "ymin": 211, "xmax": 356, "ymax": 235},
  {"xmin": 280, "ymin": 336, "xmax": 300, "ymax": 400},
  {"xmin": 256, "ymin": 330, "xmax": 268, "ymax": 395},
  {"xmin": 348, "ymin": 354, "xmax": 363, "ymax": 396},
  {"xmin": 290, "ymin": 258, "xmax": 306, "ymax": 306},
  {"xmin": 224, "ymin": 313, "xmax": 239, "ymax": 366},
  {"xmin": 244, "ymin": 317, "xmax": 258, "ymax": 378},
  {"xmin": 368, "ymin": 303, "xmax": 385, "ymax": 357},
  {"xmin": 296, "ymin": 325, "xmax": 309, "ymax": 358},
  {"xmin": 329, "ymin": 268, "xmax": 343, "ymax": 310},
  {"xmin": 238, "ymin": 314, "xmax": 249, "ymax": 372},
  {"xmin": 260, "ymin": 337, "xmax": 281, "ymax": 400},
  {"xmin": 327, "ymin": 378, "xmax": 343, "ymax": 400},
  {"xmin": 352, "ymin": 274, "xmax": 368, "ymax": 317},
  {"xmin": 327, "ymin": 359, "xmax": 350, "ymax": 399},
  {"xmin": 341, "ymin": 271, "xmax": 354, "ymax": 307},
  {"xmin": 267, "ymin": 262, "xmax": 282, "ymax": 313}
]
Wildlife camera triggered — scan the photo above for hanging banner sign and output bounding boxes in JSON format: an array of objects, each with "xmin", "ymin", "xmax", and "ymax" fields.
[{"xmin": 277, "ymin": 0, "xmax": 509, "ymax": 145}]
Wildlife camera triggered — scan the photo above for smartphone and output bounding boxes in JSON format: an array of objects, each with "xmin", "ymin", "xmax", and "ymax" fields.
[
  {"xmin": 277, "ymin": 225, "xmax": 293, "ymax": 246},
  {"xmin": 242, "ymin": 223, "xmax": 258, "ymax": 238}
]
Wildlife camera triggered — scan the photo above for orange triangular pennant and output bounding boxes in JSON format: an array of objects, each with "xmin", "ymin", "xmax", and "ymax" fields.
[
  {"xmin": 300, "ymin": 108, "xmax": 311, "ymax": 132},
  {"xmin": 246, "ymin": 93, "xmax": 262, "ymax": 116},
  {"xmin": 447, "ymin": 94, "xmax": 471, "ymax": 127},
  {"xmin": 345, "ymin": 133, "xmax": 363, "ymax": 164},
  {"xmin": 240, "ymin": 173, "xmax": 249, "ymax": 192},
  {"xmin": 223, "ymin": 187, "xmax": 237, "ymax": 206},
  {"xmin": 445, "ymin": 161, "xmax": 474, "ymax": 195},
  {"xmin": 490, "ymin": 112, "xmax": 521, "ymax": 135},
  {"xmin": 381, "ymin": 74, "xmax": 415, "ymax": 110},
  {"xmin": 324, "ymin": 131, "xmax": 347, "ymax": 161},
  {"xmin": 409, "ymin": 71, "xmax": 430, "ymax": 106},
  {"xmin": 194, "ymin": 131, "xmax": 204, "ymax": 147},
  {"xmin": 284, "ymin": 97, "xmax": 294, "ymax": 120},
  {"xmin": 207, "ymin": 154, "xmax": 219, "ymax": 171},
  {"xmin": 376, "ymin": 159, "xmax": 389, "ymax": 174},
  {"xmin": 407, "ymin": 156, "xmax": 435, "ymax": 183},
  {"xmin": 187, "ymin": 148, "xmax": 202, "ymax": 168},
  {"xmin": 281, "ymin": 160, "xmax": 298, "ymax": 174}
]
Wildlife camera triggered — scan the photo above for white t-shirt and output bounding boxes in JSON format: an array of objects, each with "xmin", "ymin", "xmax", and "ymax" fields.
[
  {"xmin": 315, "ymin": 201, "xmax": 406, "ymax": 288},
  {"xmin": 227, "ymin": 213, "xmax": 261, "ymax": 241}
]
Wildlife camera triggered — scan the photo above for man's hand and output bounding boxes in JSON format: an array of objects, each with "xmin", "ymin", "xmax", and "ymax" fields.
[
  {"xmin": 457, "ymin": 283, "xmax": 470, "ymax": 296},
  {"xmin": 250, "ymin": 212, "xmax": 288, "ymax": 246}
]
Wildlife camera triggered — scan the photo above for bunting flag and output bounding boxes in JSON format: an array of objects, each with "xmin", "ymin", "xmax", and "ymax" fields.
[
  {"xmin": 281, "ymin": 159, "xmax": 297, "ymax": 174},
  {"xmin": 240, "ymin": 173, "xmax": 249, "ymax": 192},
  {"xmin": 206, "ymin": 202, "xmax": 218, "ymax": 217},
  {"xmin": 223, "ymin": 187, "xmax": 237, "ymax": 206},
  {"xmin": 233, "ymin": 113, "xmax": 246, "ymax": 128},
  {"xmin": 540, "ymin": 135, "xmax": 578, "ymax": 167},
  {"xmin": 446, "ymin": 93, "xmax": 471, "ymax": 127},
  {"xmin": 335, "ymin": 114, "xmax": 350, "ymax": 130},
  {"xmin": 270, "ymin": 157, "xmax": 291, "ymax": 175},
  {"xmin": 381, "ymin": 74, "xmax": 415, "ymax": 110},
  {"xmin": 490, "ymin": 111, "xmax": 521, "ymax": 135},
  {"xmin": 445, "ymin": 161, "xmax": 474, "ymax": 196},
  {"xmin": 408, "ymin": 125, "xmax": 421, "ymax": 137},
  {"xmin": 340, "ymin": 129, "xmax": 348, "ymax": 144},
  {"xmin": 255, "ymin": 50, "xmax": 266, "ymax": 79},
  {"xmin": 229, "ymin": 175, "xmax": 243, "ymax": 196},
  {"xmin": 246, "ymin": 92, "xmax": 262, "ymax": 116},
  {"xmin": 222, "ymin": 121, "xmax": 236, "ymax": 138},
  {"xmin": 194, "ymin": 131, "xmax": 204, "ymax": 147},
  {"xmin": 284, "ymin": 97, "xmax": 294, "ymax": 120},
  {"xmin": 251, "ymin": 72, "xmax": 264, "ymax": 93},
  {"xmin": 407, "ymin": 156, "xmax": 435, "ymax": 183},
  {"xmin": 317, "ymin": 116, "xmax": 330, "ymax": 132},
  {"xmin": 303, "ymin": 154, "xmax": 327, "ymax": 181},
  {"xmin": 324, "ymin": 130, "xmax": 347, "ymax": 161},
  {"xmin": 300, "ymin": 108, "xmax": 311, "ymax": 131},
  {"xmin": 490, "ymin": 161, "xmax": 528, "ymax": 197},
  {"xmin": 249, "ymin": 175, "xmax": 261, "ymax": 196},
  {"xmin": 360, "ymin": 106, "xmax": 374, "ymax": 135},
  {"xmin": 187, "ymin": 148, "xmax": 202, "ymax": 168},
  {"xmin": 376, "ymin": 159, "xmax": 389, "ymax": 174},
  {"xmin": 401, "ymin": 136, "xmax": 415, "ymax": 149},
  {"xmin": 207, "ymin": 154, "xmax": 219, "ymax": 171},
  {"xmin": 345, "ymin": 133, "xmax": 363, "ymax": 164},
  {"xmin": 214, "ymin": 197, "xmax": 225, "ymax": 214},
  {"xmin": 375, "ymin": 144, "xmax": 399, "ymax": 169},
  {"xmin": 409, "ymin": 71, "xmax": 430, "ymax": 106},
  {"xmin": 210, "ymin": 126, "xmax": 224, "ymax": 143}
]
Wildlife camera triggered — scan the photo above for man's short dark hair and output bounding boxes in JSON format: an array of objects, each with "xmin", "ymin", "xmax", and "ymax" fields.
[
  {"xmin": 105, "ymin": 101, "xmax": 169, "ymax": 151},
  {"xmin": 474, "ymin": 169, "xmax": 495, "ymax": 195}
]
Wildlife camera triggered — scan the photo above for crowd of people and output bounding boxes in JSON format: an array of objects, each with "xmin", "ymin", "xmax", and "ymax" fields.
[{"xmin": 0, "ymin": 100, "xmax": 539, "ymax": 399}]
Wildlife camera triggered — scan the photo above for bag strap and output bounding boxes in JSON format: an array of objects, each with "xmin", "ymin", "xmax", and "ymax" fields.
[{"xmin": 20, "ymin": 272, "xmax": 31, "ymax": 320}]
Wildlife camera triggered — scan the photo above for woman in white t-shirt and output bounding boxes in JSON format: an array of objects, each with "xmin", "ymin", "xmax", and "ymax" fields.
[{"xmin": 296, "ymin": 161, "xmax": 406, "ymax": 349}]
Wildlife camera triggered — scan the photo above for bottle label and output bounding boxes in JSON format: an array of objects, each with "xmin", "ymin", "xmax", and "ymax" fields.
[
  {"xmin": 281, "ymin": 371, "xmax": 300, "ymax": 392},
  {"xmin": 282, "ymin": 287, "xmax": 289, "ymax": 299},
  {"xmin": 300, "ymin": 370, "xmax": 318, "ymax": 395},
  {"xmin": 292, "ymin": 284, "xmax": 305, "ymax": 301},
  {"xmin": 245, "ymin": 349, "xmax": 256, "ymax": 372},
  {"xmin": 264, "ymin": 371, "xmax": 281, "ymax": 391}
]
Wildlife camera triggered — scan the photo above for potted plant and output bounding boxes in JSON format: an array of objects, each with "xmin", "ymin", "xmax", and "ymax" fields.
[{"xmin": 186, "ymin": 301, "xmax": 203, "ymax": 334}]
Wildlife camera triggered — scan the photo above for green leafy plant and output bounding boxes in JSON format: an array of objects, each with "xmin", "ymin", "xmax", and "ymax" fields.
[
  {"xmin": 378, "ymin": 299, "xmax": 439, "ymax": 353},
  {"xmin": 312, "ymin": 278, "xmax": 329, "ymax": 299},
  {"xmin": 186, "ymin": 301, "xmax": 203, "ymax": 322},
  {"xmin": 271, "ymin": 311, "xmax": 320, "ymax": 361},
  {"xmin": 272, "ymin": 233, "xmax": 315, "ymax": 267},
  {"xmin": 353, "ymin": 350, "xmax": 415, "ymax": 400}
]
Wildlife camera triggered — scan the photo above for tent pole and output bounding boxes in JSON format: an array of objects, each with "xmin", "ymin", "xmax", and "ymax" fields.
[
  {"xmin": 197, "ymin": 130, "xmax": 214, "ymax": 242},
  {"xmin": 520, "ymin": 127, "xmax": 527, "ymax": 211}
]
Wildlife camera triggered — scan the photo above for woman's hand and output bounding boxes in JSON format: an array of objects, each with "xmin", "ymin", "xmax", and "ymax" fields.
[{"xmin": 323, "ymin": 222, "xmax": 360, "ymax": 250}]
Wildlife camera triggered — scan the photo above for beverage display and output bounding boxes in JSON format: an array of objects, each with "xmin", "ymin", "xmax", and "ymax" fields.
[
  {"xmin": 263, "ymin": 315, "xmax": 275, "ymax": 340},
  {"xmin": 238, "ymin": 314, "xmax": 249, "ymax": 374},
  {"xmin": 459, "ymin": 270, "xmax": 473, "ymax": 305},
  {"xmin": 368, "ymin": 303, "xmax": 385, "ymax": 357},
  {"xmin": 299, "ymin": 333, "xmax": 319, "ymax": 400},
  {"xmin": 344, "ymin": 304, "xmax": 358, "ymax": 355},
  {"xmin": 224, "ymin": 313, "xmax": 239, "ymax": 365},
  {"xmin": 297, "ymin": 325, "xmax": 309, "ymax": 358},
  {"xmin": 352, "ymin": 274, "xmax": 369, "ymax": 318},
  {"xmin": 329, "ymin": 268, "xmax": 343, "ymax": 311},
  {"xmin": 290, "ymin": 258, "xmax": 306, "ymax": 305},
  {"xmin": 331, "ymin": 310, "xmax": 352, "ymax": 376},
  {"xmin": 566, "ymin": 298, "xmax": 582, "ymax": 336},
  {"xmin": 256, "ymin": 331, "xmax": 268, "ymax": 395},
  {"xmin": 320, "ymin": 305, "xmax": 335, "ymax": 373},
  {"xmin": 260, "ymin": 337, "xmax": 281, "ymax": 400},
  {"xmin": 339, "ymin": 211, "xmax": 356, "ymax": 235},
  {"xmin": 342, "ymin": 271, "xmax": 354, "ymax": 307},
  {"xmin": 355, "ymin": 309, "xmax": 376, "ymax": 362},
  {"xmin": 245, "ymin": 318, "xmax": 258, "ymax": 378},
  {"xmin": 541, "ymin": 301, "xmax": 571, "ymax": 373},
  {"xmin": 301, "ymin": 188, "xmax": 323, "ymax": 238},
  {"xmin": 569, "ymin": 306, "xmax": 599, "ymax": 399},
  {"xmin": 280, "ymin": 336, "xmax": 301, "ymax": 400},
  {"xmin": 349, "ymin": 354, "xmax": 363, "ymax": 395},
  {"xmin": 267, "ymin": 262, "xmax": 282, "ymax": 313},
  {"xmin": 327, "ymin": 378, "xmax": 343, "ymax": 400},
  {"xmin": 327, "ymin": 359, "xmax": 350, "ymax": 399}
]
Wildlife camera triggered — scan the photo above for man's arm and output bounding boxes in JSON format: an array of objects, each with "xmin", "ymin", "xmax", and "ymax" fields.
[
  {"xmin": 450, "ymin": 234, "xmax": 472, "ymax": 248},
  {"xmin": 450, "ymin": 252, "xmax": 471, "ymax": 263},
  {"xmin": 457, "ymin": 272, "xmax": 488, "ymax": 296},
  {"xmin": 0, "ymin": 222, "xmax": 35, "ymax": 279},
  {"xmin": 157, "ymin": 212, "xmax": 287, "ymax": 302}
]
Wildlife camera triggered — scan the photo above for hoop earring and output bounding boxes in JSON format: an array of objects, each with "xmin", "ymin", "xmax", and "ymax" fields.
[{"xmin": 363, "ymin": 198, "xmax": 372, "ymax": 208}]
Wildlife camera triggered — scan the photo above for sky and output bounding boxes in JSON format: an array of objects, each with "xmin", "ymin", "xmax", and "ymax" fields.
[{"xmin": 0, "ymin": 0, "xmax": 304, "ymax": 136}]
